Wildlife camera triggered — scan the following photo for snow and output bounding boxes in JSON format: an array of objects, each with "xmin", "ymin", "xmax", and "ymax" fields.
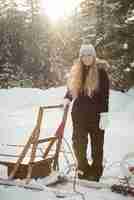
[
  {"xmin": 126, "ymin": 16, "xmax": 134, "ymax": 22},
  {"xmin": 0, "ymin": 86, "xmax": 134, "ymax": 199},
  {"xmin": 130, "ymin": 62, "xmax": 134, "ymax": 68}
]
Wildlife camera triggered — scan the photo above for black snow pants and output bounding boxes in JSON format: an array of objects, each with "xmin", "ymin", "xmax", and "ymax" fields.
[{"xmin": 72, "ymin": 115, "xmax": 104, "ymax": 180}]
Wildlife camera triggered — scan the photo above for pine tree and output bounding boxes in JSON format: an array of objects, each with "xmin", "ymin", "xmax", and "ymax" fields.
[
  {"xmin": 104, "ymin": 0, "xmax": 134, "ymax": 89},
  {"xmin": 21, "ymin": 0, "xmax": 51, "ymax": 87},
  {"xmin": 79, "ymin": 0, "xmax": 97, "ymax": 43},
  {"xmin": 0, "ymin": 0, "xmax": 52, "ymax": 88},
  {"xmin": 95, "ymin": 0, "xmax": 106, "ymax": 58}
]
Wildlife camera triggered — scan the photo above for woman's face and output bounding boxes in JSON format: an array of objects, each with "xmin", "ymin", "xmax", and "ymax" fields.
[{"xmin": 81, "ymin": 55, "xmax": 94, "ymax": 66}]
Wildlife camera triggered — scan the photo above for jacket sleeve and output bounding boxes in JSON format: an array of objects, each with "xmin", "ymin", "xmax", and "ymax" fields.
[
  {"xmin": 64, "ymin": 88, "xmax": 73, "ymax": 102},
  {"xmin": 100, "ymin": 68, "xmax": 109, "ymax": 113}
]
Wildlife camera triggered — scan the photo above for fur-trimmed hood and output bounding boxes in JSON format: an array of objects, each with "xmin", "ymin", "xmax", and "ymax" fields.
[{"xmin": 67, "ymin": 58, "xmax": 110, "ymax": 98}]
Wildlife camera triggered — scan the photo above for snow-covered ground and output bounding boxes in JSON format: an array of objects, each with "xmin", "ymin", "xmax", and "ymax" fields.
[{"xmin": 0, "ymin": 86, "xmax": 134, "ymax": 199}]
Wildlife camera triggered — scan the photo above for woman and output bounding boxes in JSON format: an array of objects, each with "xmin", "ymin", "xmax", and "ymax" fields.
[{"xmin": 64, "ymin": 44, "xmax": 109, "ymax": 182}]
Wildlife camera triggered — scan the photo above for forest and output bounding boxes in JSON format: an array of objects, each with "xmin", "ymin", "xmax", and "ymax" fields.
[{"xmin": 0, "ymin": 0, "xmax": 134, "ymax": 91}]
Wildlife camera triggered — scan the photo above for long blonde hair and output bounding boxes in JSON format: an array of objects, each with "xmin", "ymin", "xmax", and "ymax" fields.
[{"xmin": 67, "ymin": 57, "xmax": 99, "ymax": 98}]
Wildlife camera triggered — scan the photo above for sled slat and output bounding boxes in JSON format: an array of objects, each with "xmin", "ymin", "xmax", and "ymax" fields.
[
  {"xmin": 26, "ymin": 107, "xmax": 44, "ymax": 183},
  {"xmin": 38, "ymin": 136, "xmax": 57, "ymax": 144}
]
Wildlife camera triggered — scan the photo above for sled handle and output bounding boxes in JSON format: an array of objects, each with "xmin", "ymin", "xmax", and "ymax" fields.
[{"xmin": 42, "ymin": 104, "xmax": 63, "ymax": 109}]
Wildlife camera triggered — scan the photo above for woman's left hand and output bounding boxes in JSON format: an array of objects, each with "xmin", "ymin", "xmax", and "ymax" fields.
[{"xmin": 99, "ymin": 113, "xmax": 109, "ymax": 130}]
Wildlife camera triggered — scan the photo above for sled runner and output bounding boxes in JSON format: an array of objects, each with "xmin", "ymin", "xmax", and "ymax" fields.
[
  {"xmin": 0, "ymin": 177, "xmax": 44, "ymax": 191},
  {"xmin": 0, "ymin": 104, "xmax": 69, "ymax": 183}
]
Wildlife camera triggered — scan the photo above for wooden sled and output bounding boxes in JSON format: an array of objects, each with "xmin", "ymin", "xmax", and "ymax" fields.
[
  {"xmin": 0, "ymin": 104, "xmax": 69, "ymax": 183},
  {"xmin": 0, "ymin": 158, "xmax": 52, "ymax": 179}
]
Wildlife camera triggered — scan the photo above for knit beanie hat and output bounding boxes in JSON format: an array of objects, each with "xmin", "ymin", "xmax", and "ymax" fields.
[{"xmin": 79, "ymin": 44, "xmax": 96, "ymax": 57}]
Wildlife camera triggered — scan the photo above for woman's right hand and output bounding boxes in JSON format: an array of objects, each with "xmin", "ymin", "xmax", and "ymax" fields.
[{"xmin": 63, "ymin": 98, "xmax": 71, "ymax": 109}]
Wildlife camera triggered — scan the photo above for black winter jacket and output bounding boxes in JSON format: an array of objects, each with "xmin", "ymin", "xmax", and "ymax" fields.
[{"xmin": 64, "ymin": 67, "xmax": 109, "ymax": 123}]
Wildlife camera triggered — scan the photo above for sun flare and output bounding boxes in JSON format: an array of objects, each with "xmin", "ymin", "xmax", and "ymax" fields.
[
  {"xmin": 41, "ymin": 0, "xmax": 81, "ymax": 21},
  {"xmin": 45, "ymin": 1, "xmax": 66, "ymax": 21}
]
